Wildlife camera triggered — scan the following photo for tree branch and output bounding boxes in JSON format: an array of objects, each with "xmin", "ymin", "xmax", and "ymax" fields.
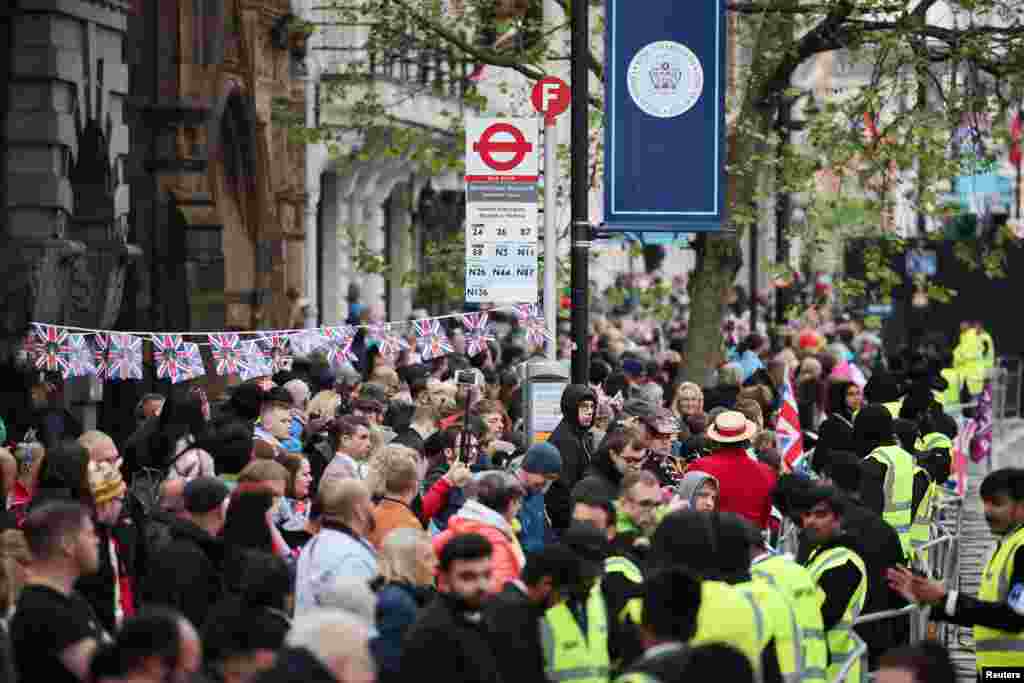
[
  {"xmin": 388, "ymin": 0, "xmax": 604, "ymax": 107},
  {"xmin": 552, "ymin": 0, "xmax": 605, "ymax": 83}
]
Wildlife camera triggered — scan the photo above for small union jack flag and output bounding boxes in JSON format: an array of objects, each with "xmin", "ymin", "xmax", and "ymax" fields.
[
  {"xmin": 259, "ymin": 335, "xmax": 293, "ymax": 373},
  {"xmin": 209, "ymin": 333, "xmax": 248, "ymax": 376},
  {"xmin": 323, "ymin": 327, "xmax": 357, "ymax": 369},
  {"xmin": 181, "ymin": 341, "xmax": 206, "ymax": 380},
  {"xmin": 106, "ymin": 334, "xmax": 143, "ymax": 381},
  {"xmin": 153, "ymin": 334, "xmax": 194, "ymax": 384},
  {"xmin": 462, "ymin": 312, "xmax": 495, "ymax": 357},
  {"xmin": 66, "ymin": 334, "xmax": 97, "ymax": 378},
  {"xmin": 515, "ymin": 304, "xmax": 553, "ymax": 347},
  {"xmin": 289, "ymin": 329, "xmax": 327, "ymax": 356},
  {"xmin": 370, "ymin": 324, "xmax": 408, "ymax": 362},
  {"xmin": 31, "ymin": 324, "xmax": 70, "ymax": 375},
  {"xmin": 414, "ymin": 319, "xmax": 453, "ymax": 361},
  {"xmin": 239, "ymin": 341, "xmax": 273, "ymax": 381}
]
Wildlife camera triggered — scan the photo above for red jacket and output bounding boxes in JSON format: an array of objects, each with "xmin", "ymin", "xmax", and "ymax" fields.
[{"xmin": 687, "ymin": 446, "xmax": 778, "ymax": 529}]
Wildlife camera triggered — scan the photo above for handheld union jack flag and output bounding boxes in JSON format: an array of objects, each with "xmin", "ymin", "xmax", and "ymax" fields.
[
  {"xmin": 209, "ymin": 333, "xmax": 248, "ymax": 376},
  {"xmin": 153, "ymin": 334, "xmax": 194, "ymax": 384},
  {"xmin": 462, "ymin": 312, "xmax": 495, "ymax": 357},
  {"xmin": 106, "ymin": 334, "xmax": 143, "ymax": 381},
  {"xmin": 259, "ymin": 335, "xmax": 293, "ymax": 373},
  {"xmin": 323, "ymin": 327, "xmax": 357, "ymax": 369},
  {"xmin": 31, "ymin": 324, "xmax": 70, "ymax": 375},
  {"xmin": 777, "ymin": 375, "xmax": 804, "ymax": 472},
  {"xmin": 66, "ymin": 334, "xmax": 97, "ymax": 378},
  {"xmin": 414, "ymin": 319, "xmax": 452, "ymax": 361},
  {"xmin": 239, "ymin": 341, "xmax": 273, "ymax": 381}
]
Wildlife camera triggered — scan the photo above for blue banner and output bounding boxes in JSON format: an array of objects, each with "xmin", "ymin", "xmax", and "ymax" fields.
[{"xmin": 603, "ymin": 0, "xmax": 727, "ymax": 232}]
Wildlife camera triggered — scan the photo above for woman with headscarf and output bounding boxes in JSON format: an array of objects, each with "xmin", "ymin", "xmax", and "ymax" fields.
[
  {"xmin": 814, "ymin": 380, "xmax": 862, "ymax": 476},
  {"xmin": 796, "ymin": 357, "xmax": 824, "ymax": 429}
]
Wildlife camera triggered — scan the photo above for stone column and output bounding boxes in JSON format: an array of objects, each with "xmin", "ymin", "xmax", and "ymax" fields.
[{"xmin": 388, "ymin": 183, "xmax": 413, "ymax": 322}]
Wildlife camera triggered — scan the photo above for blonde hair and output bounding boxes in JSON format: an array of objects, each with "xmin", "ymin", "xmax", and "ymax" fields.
[
  {"xmin": 672, "ymin": 382, "xmax": 703, "ymax": 418},
  {"xmin": 365, "ymin": 444, "xmax": 421, "ymax": 497},
  {"xmin": 78, "ymin": 430, "xmax": 115, "ymax": 457},
  {"xmin": 0, "ymin": 530, "xmax": 30, "ymax": 615},
  {"xmin": 307, "ymin": 390, "xmax": 342, "ymax": 421},
  {"xmin": 378, "ymin": 528, "xmax": 431, "ymax": 585}
]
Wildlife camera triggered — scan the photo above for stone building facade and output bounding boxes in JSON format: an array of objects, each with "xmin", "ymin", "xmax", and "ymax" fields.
[{"xmin": 0, "ymin": 0, "xmax": 308, "ymax": 432}]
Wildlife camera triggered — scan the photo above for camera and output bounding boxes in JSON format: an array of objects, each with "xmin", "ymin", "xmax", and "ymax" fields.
[{"xmin": 455, "ymin": 369, "xmax": 483, "ymax": 387}]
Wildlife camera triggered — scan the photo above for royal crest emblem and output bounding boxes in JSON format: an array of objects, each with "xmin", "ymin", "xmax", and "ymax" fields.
[
  {"xmin": 650, "ymin": 61, "xmax": 682, "ymax": 91},
  {"xmin": 627, "ymin": 41, "xmax": 704, "ymax": 119}
]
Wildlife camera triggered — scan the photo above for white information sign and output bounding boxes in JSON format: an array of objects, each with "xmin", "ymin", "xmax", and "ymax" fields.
[{"xmin": 464, "ymin": 116, "xmax": 539, "ymax": 304}]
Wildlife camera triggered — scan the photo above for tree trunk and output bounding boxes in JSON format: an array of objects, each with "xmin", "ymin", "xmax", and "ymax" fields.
[{"xmin": 680, "ymin": 7, "xmax": 793, "ymax": 384}]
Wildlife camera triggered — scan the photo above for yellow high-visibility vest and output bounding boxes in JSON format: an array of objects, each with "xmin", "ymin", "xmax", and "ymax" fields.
[
  {"xmin": 752, "ymin": 554, "xmax": 828, "ymax": 683},
  {"xmin": 604, "ymin": 555, "xmax": 643, "ymax": 625},
  {"xmin": 806, "ymin": 546, "xmax": 867, "ymax": 683},
  {"xmin": 975, "ymin": 525, "xmax": 1024, "ymax": 671},
  {"xmin": 541, "ymin": 586, "xmax": 611, "ymax": 683},
  {"xmin": 737, "ymin": 580, "xmax": 803, "ymax": 683},
  {"xmin": 692, "ymin": 580, "xmax": 762, "ymax": 674},
  {"xmin": 908, "ymin": 467, "xmax": 936, "ymax": 565},
  {"xmin": 866, "ymin": 444, "xmax": 916, "ymax": 559}
]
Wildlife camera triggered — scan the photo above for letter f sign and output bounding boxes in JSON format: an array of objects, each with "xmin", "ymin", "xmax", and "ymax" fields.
[{"xmin": 531, "ymin": 77, "xmax": 570, "ymax": 122}]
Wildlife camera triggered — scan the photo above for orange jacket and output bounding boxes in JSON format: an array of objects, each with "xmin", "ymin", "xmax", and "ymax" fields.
[
  {"xmin": 369, "ymin": 498, "xmax": 423, "ymax": 549},
  {"xmin": 433, "ymin": 505, "xmax": 525, "ymax": 594}
]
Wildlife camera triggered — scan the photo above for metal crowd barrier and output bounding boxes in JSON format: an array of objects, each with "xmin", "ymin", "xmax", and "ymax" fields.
[{"xmin": 813, "ymin": 489, "xmax": 965, "ymax": 683}]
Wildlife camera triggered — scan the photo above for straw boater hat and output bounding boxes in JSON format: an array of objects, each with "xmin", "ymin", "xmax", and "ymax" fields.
[{"xmin": 706, "ymin": 411, "xmax": 757, "ymax": 444}]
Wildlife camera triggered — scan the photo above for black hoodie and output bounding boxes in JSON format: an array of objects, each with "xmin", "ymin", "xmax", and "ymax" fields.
[
  {"xmin": 813, "ymin": 381, "xmax": 856, "ymax": 475},
  {"xmin": 545, "ymin": 384, "xmax": 597, "ymax": 531}
]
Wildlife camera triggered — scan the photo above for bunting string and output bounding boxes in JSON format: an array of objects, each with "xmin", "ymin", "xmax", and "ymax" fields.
[{"xmin": 23, "ymin": 305, "xmax": 550, "ymax": 383}]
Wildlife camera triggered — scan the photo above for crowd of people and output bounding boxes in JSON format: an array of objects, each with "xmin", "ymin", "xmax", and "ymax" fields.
[{"xmin": 0, "ymin": 306, "xmax": 998, "ymax": 683}]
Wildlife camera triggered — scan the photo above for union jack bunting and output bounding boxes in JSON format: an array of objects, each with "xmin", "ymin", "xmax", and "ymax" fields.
[
  {"xmin": 372, "ymin": 324, "xmax": 408, "ymax": 362},
  {"xmin": 31, "ymin": 324, "xmax": 70, "ymax": 375},
  {"xmin": 209, "ymin": 334, "xmax": 248, "ymax": 376},
  {"xmin": 259, "ymin": 335, "xmax": 293, "ymax": 373},
  {"xmin": 93, "ymin": 333, "xmax": 110, "ymax": 380},
  {"xmin": 239, "ymin": 341, "xmax": 273, "ymax": 381},
  {"xmin": 289, "ymin": 329, "xmax": 327, "ymax": 356},
  {"xmin": 106, "ymin": 334, "xmax": 143, "ymax": 381},
  {"xmin": 181, "ymin": 342, "xmax": 206, "ymax": 380},
  {"xmin": 153, "ymin": 334, "xmax": 195, "ymax": 384},
  {"xmin": 461, "ymin": 312, "xmax": 495, "ymax": 357},
  {"xmin": 323, "ymin": 326, "xmax": 357, "ymax": 369},
  {"xmin": 515, "ymin": 304, "xmax": 552, "ymax": 347},
  {"xmin": 413, "ymin": 319, "xmax": 452, "ymax": 361},
  {"xmin": 66, "ymin": 334, "xmax": 97, "ymax": 378},
  {"xmin": 22, "ymin": 331, "xmax": 42, "ymax": 366}
]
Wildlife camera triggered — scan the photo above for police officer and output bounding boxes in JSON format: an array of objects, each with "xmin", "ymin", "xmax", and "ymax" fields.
[
  {"xmin": 888, "ymin": 468, "xmax": 1024, "ymax": 676},
  {"xmin": 749, "ymin": 536, "xmax": 829, "ymax": 683},
  {"xmin": 648, "ymin": 510, "xmax": 790, "ymax": 683},
  {"xmin": 613, "ymin": 567, "xmax": 703, "ymax": 683},
  {"xmin": 799, "ymin": 488, "xmax": 869, "ymax": 683},
  {"xmin": 855, "ymin": 405, "xmax": 916, "ymax": 560},
  {"xmin": 543, "ymin": 523, "xmax": 613, "ymax": 683}
]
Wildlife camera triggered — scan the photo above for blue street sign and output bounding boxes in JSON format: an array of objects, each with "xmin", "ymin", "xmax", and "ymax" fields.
[{"xmin": 603, "ymin": 0, "xmax": 727, "ymax": 232}]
